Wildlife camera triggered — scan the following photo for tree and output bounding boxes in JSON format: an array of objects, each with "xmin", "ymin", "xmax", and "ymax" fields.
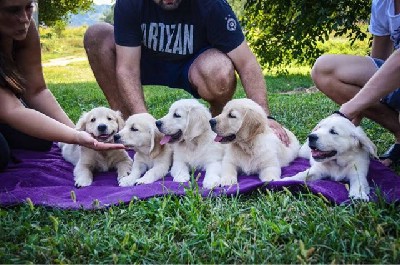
[
  {"xmin": 242, "ymin": 0, "xmax": 371, "ymax": 68},
  {"xmin": 101, "ymin": 3, "xmax": 115, "ymax": 24},
  {"xmin": 38, "ymin": 0, "xmax": 94, "ymax": 27}
]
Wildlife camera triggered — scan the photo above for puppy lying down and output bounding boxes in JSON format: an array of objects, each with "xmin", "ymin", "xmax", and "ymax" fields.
[
  {"xmin": 210, "ymin": 98, "xmax": 300, "ymax": 186},
  {"xmin": 114, "ymin": 113, "xmax": 172, "ymax": 186},
  {"xmin": 281, "ymin": 114, "xmax": 377, "ymax": 201},
  {"xmin": 156, "ymin": 99, "xmax": 225, "ymax": 189},
  {"xmin": 61, "ymin": 107, "xmax": 132, "ymax": 187}
]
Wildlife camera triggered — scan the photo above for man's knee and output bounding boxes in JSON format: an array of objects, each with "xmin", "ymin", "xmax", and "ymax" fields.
[
  {"xmin": 211, "ymin": 64, "xmax": 236, "ymax": 96},
  {"xmin": 192, "ymin": 51, "xmax": 236, "ymax": 97},
  {"xmin": 311, "ymin": 54, "xmax": 336, "ymax": 92},
  {"xmin": 84, "ymin": 22, "xmax": 115, "ymax": 54}
]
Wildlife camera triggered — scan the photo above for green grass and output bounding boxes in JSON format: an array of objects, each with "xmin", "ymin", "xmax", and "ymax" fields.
[{"xmin": 1, "ymin": 26, "xmax": 399, "ymax": 264}]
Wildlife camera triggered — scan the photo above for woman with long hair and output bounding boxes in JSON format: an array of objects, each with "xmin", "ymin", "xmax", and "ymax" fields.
[{"xmin": 0, "ymin": 0, "xmax": 123, "ymax": 170}]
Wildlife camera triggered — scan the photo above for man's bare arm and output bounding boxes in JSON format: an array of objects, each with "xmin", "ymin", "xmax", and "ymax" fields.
[{"xmin": 116, "ymin": 45, "xmax": 147, "ymax": 115}]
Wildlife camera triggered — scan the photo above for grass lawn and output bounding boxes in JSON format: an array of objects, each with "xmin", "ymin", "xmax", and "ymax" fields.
[{"xmin": 1, "ymin": 27, "xmax": 399, "ymax": 264}]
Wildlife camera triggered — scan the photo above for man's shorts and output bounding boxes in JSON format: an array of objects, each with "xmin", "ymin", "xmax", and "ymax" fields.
[
  {"xmin": 140, "ymin": 47, "xmax": 210, "ymax": 99},
  {"xmin": 370, "ymin": 57, "xmax": 400, "ymax": 112}
]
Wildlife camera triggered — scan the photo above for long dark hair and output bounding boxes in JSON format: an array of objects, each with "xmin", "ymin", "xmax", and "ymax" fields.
[{"xmin": 0, "ymin": 53, "xmax": 25, "ymax": 97}]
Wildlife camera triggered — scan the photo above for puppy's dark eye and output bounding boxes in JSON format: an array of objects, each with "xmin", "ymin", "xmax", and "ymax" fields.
[
  {"xmin": 107, "ymin": 117, "xmax": 112, "ymax": 121},
  {"xmin": 228, "ymin": 112, "xmax": 236, "ymax": 118},
  {"xmin": 130, "ymin": 127, "xmax": 138, "ymax": 132},
  {"xmin": 90, "ymin": 118, "xmax": 96, "ymax": 122},
  {"xmin": 173, "ymin": 113, "xmax": 181, "ymax": 118},
  {"xmin": 329, "ymin": 128, "xmax": 338, "ymax": 135}
]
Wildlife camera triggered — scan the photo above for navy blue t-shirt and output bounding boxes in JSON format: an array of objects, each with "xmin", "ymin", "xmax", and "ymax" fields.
[{"xmin": 114, "ymin": 0, "xmax": 245, "ymax": 61}]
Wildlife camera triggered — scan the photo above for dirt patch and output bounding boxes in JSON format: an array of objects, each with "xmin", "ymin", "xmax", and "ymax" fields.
[
  {"xmin": 43, "ymin": 56, "xmax": 87, "ymax": 67},
  {"xmin": 279, "ymin": 86, "xmax": 318, "ymax": 94}
]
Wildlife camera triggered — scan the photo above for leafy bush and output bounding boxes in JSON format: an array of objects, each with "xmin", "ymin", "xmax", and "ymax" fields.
[{"xmin": 242, "ymin": 0, "xmax": 371, "ymax": 69}]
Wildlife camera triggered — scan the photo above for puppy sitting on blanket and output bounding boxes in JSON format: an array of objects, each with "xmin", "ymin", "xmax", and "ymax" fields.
[
  {"xmin": 114, "ymin": 113, "xmax": 172, "ymax": 186},
  {"xmin": 61, "ymin": 107, "xmax": 132, "ymax": 187},
  {"xmin": 156, "ymin": 99, "xmax": 225, "ymax": 189},
  {"xmin": 280, "ymin": 114, "xmax": 377, "ymax": 201},
  {"xmin": 210, "ymin": 98, "xmax": 300, "ymax": 186}
]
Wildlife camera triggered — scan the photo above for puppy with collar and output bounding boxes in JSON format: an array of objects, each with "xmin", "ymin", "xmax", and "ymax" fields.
[
  {"xmin": 114, "ymin": 113, "xmax": 172, "ymax": 186},
  {"xmin": 281, "ymin": 114, "xmax": 377, "ymax": 201}
]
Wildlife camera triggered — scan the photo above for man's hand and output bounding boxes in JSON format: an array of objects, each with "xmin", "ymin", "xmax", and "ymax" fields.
[
  {"xmin": 76, "ymin": 131, "xmax": 125, "ymax": 150},
  {"xmin": 268, "ymin": 119, "xmax": 290, "ymax": 146}
]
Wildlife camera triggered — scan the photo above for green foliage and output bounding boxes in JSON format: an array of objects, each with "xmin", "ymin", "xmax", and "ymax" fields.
[
  {"xmin": 38, "ymin": 0, "xmax": 94, "ymax": 27},
  {"xmin": 227, "ymin": 0, "xmax": 247, "ymax": 20},
  {"xmin": 40, "ymin": 26, "xmax": 88, "ymax": 60},
  {"xmin": 101, "ymin": 3, "xmax": 115, "ymax": 24},
  {"xmin": 242, "ymin": 0, "xmax": 372, "ymax": 69},
  {"xmin": 52, "ymin": 20, "xmax": 67, "ymax": 38}
]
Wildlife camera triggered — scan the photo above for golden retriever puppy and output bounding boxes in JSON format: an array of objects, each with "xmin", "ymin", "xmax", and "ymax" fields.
[
  {"xmin": 210, "ymin": 98, "xmax": 300, "ymax": 186},
  {"xmin": 281, "ymin": 114, "xmax": 377, "ymax": 201},
  {"xmin": 113, "ymin": 113, "xmax": 172, "ymax": 186},
  {"xmin": 156, "ymin": 99, "xmax": 224, "ymax": 189},
  {"xmin": 61, "ymin": 107, "xmax": 132, "ymax": 187}
]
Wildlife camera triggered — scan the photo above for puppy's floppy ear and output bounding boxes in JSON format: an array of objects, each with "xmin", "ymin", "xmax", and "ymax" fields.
[
  {"xmin": 238, "ymin": 109, "xmax": 267, "ymax": 140},
  {"xmin": 150, "ymin": 126, "xmax": 164, "ymax": 159},
  {"xmin": 114, "ymin": 110, "xmax": 125, "ymax": 131},
  {"xmin": 75, "ymin": 111, "xmax": 88, "ymax": 131},
  {"xmin": 184, "ymin": 105, "xmax": 212, "ymax": 141},
  {"xmin": 353, "ymin": 126, "xmax": 378, "ymax": 158}
]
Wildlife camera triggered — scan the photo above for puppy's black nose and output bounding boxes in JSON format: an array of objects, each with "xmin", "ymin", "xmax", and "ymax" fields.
[
  {"xmin": 155, "ymin": 120, "xmax": 162, "ymax": 129},
  {"xmin": 113, "ymin": 134, "xmax": 121, "ymax": 143},
  {"xmin": 98, "ymin": 124, "xmax": 107, "ymax": 132},
  {"xmin": 209, "ymin": 118, "xmax": 217, "ymax": 130},
  {"xmin": 308, "ymin": 133, "xmax": 318, "ymax": 146}
]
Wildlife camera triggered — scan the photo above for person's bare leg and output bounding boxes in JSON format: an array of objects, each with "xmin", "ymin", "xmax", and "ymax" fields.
[
  {"xmin": 83, "ymin": 23, "xmax": 130, "ymax": 117},
  {"xmin": 188, "ymin": 49, "xmax": 236, "ymax": 116},
  {"xmin": 312, "ymin": 54, "xmax": 400, "ymax": 166}
]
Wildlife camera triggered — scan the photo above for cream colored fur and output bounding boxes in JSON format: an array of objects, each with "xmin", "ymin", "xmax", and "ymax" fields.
[
  {"xmin": 156, "ymin": 99, "xmax": 225, "ymax": 189},
  {"xmin": 211, "ymin": 98, "xmax": 300, "ymax": 186},
  {"xmin": 115, "ymin": 113, "xmax": 172, "ymax": 186},
  {"xmin": 281, "ymin": 115, "xmax": 377, "ymax": 201},
  {"xmin": 61, "ymin": 107, "xmax": 132, "ymax": 187}
]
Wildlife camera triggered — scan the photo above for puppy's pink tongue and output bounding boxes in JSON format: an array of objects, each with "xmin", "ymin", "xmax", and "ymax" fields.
[
  {"xmin": 214, "ymin": 135, "xmax": 223, "ymax": 142},
  {"xmin": 311, "ymin": 149, "xmax": 329, "ymax": 157},
  {"xmin": 160, "ymin": 135, "xmax": 172, "ymax": 145}
]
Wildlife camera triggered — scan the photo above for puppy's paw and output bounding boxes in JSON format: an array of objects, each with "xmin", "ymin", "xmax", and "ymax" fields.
[
  {"xmin": 117, "ymin": 171, "xmax": 131, "ymax": 182},
  {"xmin": 135, "ymin": 173, "xmax": 158, "ymax": 185},
  {"xmin": 259, "ymin": 170, "xmax": 280, "ymax": 183},
  {"xmin": 117, "ymin": 164, "xmax": 133, "ymax": 181},
  {"xmin": 259, "ymin": 175, "xmax": 280, "ymax": 183},
  {"xmin": 202, "ymin": 175, "xmax": 220, "ymax": 189},
  {"xmin": 119, "ymin": 176, "xmax": 138, "ymax": 187},
  {"xmin": 349, "ymin": 190, "xmax": 370, "ymax": 201},
  {"xmin": 220, "ymin": 175, "xmax": 237, "ymax": 187},
  {"xmin": 173, "ymin": 173, "xmax": 191, "ymax": 183},
  {"xmin": 74, "ymin": 175, "xmax": 93, "ymax": 187}
]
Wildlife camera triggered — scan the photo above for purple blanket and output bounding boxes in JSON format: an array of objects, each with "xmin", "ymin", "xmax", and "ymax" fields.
[{"xmin": 0, "ymin": 144, "xmax": 399, "ymax": 209}]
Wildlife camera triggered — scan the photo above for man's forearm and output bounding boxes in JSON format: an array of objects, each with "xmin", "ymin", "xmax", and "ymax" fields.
[
  {"xmin": 238, "ymin": 62, "xmax": 269, "ymax": 113},
  {"xmin": 116, "ymin": 68, "xmax": 147, "ymax": 116}
]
